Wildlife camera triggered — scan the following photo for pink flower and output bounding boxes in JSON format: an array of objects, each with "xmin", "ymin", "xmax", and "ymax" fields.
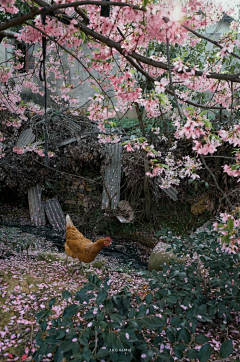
[
  {"xmin": 154, "ymin": 78, "xmax": 169, "ymax": 94},
  {"xmin": 124, "ymin": 143, "xmax": 134, "ymax": 152},
  {"xmin": 13, "ymin": 147, "xmax": 25, "ymax": 154}
]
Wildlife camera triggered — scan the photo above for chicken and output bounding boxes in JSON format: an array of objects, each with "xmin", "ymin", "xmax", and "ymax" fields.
[{"xmin": 65, "ymin": 214, "xmax": 112, "ymax": 270}]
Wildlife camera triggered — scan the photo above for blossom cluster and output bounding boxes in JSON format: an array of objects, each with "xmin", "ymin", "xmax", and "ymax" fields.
[{"xmin": 213, "ymin": 210, "xmax": 240, "ymax": 254}]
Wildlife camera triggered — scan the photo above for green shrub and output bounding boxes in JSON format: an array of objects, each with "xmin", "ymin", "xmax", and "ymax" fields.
[{"xmin": 33, "ymin": 228, "xmax": 240, "ymax": 362}]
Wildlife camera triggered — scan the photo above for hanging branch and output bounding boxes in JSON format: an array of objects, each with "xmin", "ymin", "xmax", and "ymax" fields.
[{"xmin": 199, "ymin": 154, "xmax": 233, "ymax": 209}]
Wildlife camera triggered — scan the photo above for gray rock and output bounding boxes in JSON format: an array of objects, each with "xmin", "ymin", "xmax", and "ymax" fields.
[{"xmin": 148, "ymin": 241, "xmax": 185, "ymax": 271}]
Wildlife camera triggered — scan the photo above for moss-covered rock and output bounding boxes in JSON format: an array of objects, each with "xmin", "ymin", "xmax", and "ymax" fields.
[
  {"xmin": 148, "ymin": 241, "xmax": 185, "ymax": 271},
  {"xmin": 92, "ymin": 260, "xmax": 106, "ymax": 270}
]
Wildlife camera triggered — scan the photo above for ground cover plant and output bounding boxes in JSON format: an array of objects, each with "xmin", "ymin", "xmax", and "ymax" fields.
[
  {"xmin": 1, "ymin": 224, "xmax": 240, "ymax": 362},
  {"xmin": 31, "ymin": 227, "xmax": 240, "ymax": 362}
]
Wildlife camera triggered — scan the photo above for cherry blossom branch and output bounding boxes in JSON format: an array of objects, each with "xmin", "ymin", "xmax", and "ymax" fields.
[
  {"xmin": 0, "ymin": 1, "xmax": 145, "ymax": 32},
  {"xmin": 199, "ymin": 154, "xmax": 233, "ymax": 209},
  {"xmin": 32, "ymin": 0, "xmax": 146, "ymax": 13},
  {"xmin": 27, "ymin": 23, "xmax": 116, "ymax": 112},
  {"xmin": 3, "ymin": 0, "xmax": 240, "ymax": 89},
  {"xmin": 2, "ymin": 2, "xmax": 240, "ymax": 86},
  {"xmin": 76, "ymin": 22, "xmax": 240, "ymax": 84},
  {"xmin": 182, "ymin": 24, "xmax": 240, "ymax": 62}
]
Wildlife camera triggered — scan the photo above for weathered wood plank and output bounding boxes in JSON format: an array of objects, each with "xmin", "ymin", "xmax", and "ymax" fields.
[
  {"xmin": 102, "ymin": 143, "xmax": 122, "ymax": 210},
  {"xmin": 161, "ymin": 185, "xmax": 178, "ymax": 201},
  {"xmin": 44, "ymin": 198, "xmax": 65, "ymax": 231},
  {"xmin": 61, "ymin": 118, "xmax": 82, "ymax": 133},
  {"xmin": 116, "ymin": 215, "xmax": 131, "ymax": 223},
  {"xmin": 28, "ymin": 184, "xmax": 46, "ymax": 226},
  {"xmin": 16, "ymin": 128, "xmax": 35, "ymax": 148}
]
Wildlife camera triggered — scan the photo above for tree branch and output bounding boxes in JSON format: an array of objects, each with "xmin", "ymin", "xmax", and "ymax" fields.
[
  {"xmin": 0, "ymin": 30, "xmax": 16, "ymax": 43},
  {"xmin": 182, "ymin": 24, "xmax": 240, "ymax": 62},
  {"xmin": 0, "ymin": 0, "xmax": 145, "ymax": 32},
  {"xmin": 199, "ymin": 154, "xmax": 233, "ymax": 209},
  {"xmin": 74, "ymin": 6, "xmax": 90, "ymax": 24}
]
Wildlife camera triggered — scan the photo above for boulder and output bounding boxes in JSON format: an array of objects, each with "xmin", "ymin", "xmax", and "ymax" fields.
[{"xmin": 148, "ymin": 241, "xmax": 185, "ymax": 271}]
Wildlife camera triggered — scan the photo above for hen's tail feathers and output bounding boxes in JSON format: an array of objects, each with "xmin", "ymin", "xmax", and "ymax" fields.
[{"xmin": 66, "ymin": 214, "xmax": 74, "ymax": 227}]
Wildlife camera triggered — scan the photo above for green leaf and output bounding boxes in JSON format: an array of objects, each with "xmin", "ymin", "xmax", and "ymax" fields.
[
  {"xmin": 56, "ymin": 330, "xmax": 66, "ymax": 339},
  {"xmin": 80, "ymin": 30, "xmax": 86, "ymax": 42},
  {"xmin": 143, "ymin": 0, "xmax": 148, "ymax": 6},
  {"xmin": 166, "ymin": 328, "xmax": 175, "ymax": 343},
  {"xmin": 178, "ymin": 328, "xmax": 191, "ymax": 344},
  {"xmin": 61, "ymin": 339, "xmax": 74, "ymax": 353},
  {"xmin": 90, "ymin": 85, "xmax": 100, "ymax": 93},
  {"xmin": 62, "ymin": 304, "xmax": 79, "ymax": 318},
  {"xmin": 170, "ymin": 316, "xmax": 180, "ymax": 326},
  {"xmin": 45, "ymin": 337, "xmax": 59, "ymax": 345},
  {"xmin": 187, "ymin": 349, "xmax": 200, "ymax": 359},
  {"xmin": 200, "ymin": 110, "xmax": 208, "ymax": 116},
  {"xmin": 220, "ymin": 340, "xmax": 233, "ymax": 358},
  {"xmin": 110, "ymin": 313, "xmax": 123, "ymax": 325},
  {"xmin": 195, "ymin": 334, "xmax": 209, "ymax": 344},
  {"xmin": 40, "ymin": 321, "xmax": 47, "ymax": 332},
  {"xmin": 222, "ymin": 234, "xmax": 230, "ymax": 244},
  {"xmin": 199, "ymin": 344, "xmax": 212, "ymax": 362},
  {"xmin": 173, "ymin": 343, "xmax": 186, "ymax": 359},
  {"xmin": 97, "ymin": 347, "xmax": 109, "ymax": 357},
  {"xmin": 107, "ymin": 331, "xmax": 117, "ymax": 350},
  {"xmin": 54, "ymin": 346, "xmax": 64, "ymax": 362},
  {"xmin": 35, "ymin": 310, "xmax": 47, "ymax": 322},
  {"xmin": 227, "ymin": 218, "xmax": 234, "ymax": 231},
  {"xmin": 62, "ymin": 290, "xmax": 72, "ymax": 300},
  {"xmin": 49, "ymin": 297, "xmax": 56, "ymax": 309},
  {"xmin": 204, "ymin": 120, "xmax": 212, "ymax": 130},
  {"xmin": 75, "ymin": 290, "xmax": 89, "ymax": 304},
  {"xmin": 145, "ymin": 293, "xmax": 153, "ymax": 304},
  {"xmin": 96, "ymin": 291, "xmax": 108, "ymax": 305}
]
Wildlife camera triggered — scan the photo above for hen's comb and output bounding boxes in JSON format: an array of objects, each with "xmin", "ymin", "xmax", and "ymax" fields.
[{"xmin": 105, "ymin": 236, "xmax": 112, "ymax": 242}]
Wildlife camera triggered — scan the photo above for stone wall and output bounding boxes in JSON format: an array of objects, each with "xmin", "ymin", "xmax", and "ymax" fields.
[{"xmin": 57, "ymin": 178, "xmax": 101, "ymax": 214}]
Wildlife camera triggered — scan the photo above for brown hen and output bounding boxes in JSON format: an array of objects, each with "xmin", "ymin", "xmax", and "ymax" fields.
[{"xmin": 65, "ymin": 214, "xmax": 112, "ymax": 270}]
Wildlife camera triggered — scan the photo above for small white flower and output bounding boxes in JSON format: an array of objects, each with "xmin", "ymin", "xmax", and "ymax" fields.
[{"xmin": 125, "ymin": 333, "xmax": 129, "ymax": 339}]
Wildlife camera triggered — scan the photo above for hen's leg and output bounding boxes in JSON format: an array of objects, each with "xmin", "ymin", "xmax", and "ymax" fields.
[
  {"xmin": 64, "ymin": 254, "xmax": 68, "ymax": 266},
  {"xmin": 80, "ymin": 260, "xmax": 84, "ymax": 271}
]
